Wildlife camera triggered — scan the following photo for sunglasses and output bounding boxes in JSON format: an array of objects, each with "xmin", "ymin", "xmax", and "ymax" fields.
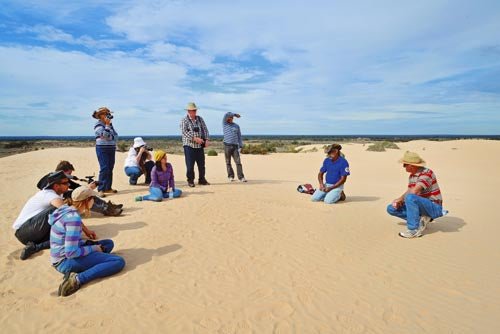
[{"xmin": 58, "ymin": 181, "xmax": 70, "ymax": 185}]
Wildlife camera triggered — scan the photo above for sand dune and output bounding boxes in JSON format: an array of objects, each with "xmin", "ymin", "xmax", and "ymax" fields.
[{"xmin": 1, "ymin": 140, "xmax": 499, "ymax": 333}]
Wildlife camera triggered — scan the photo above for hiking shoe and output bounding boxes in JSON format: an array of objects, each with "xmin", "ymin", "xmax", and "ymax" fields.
[
  {"xmin": 188, "ymin": 181, "xmax": 195, "ymax": 188},
  {"xmin": 20, "ymin": 242, "xmax": 37, "ymax": 260},
  {"xmin": 339, "ymin": 191, "xmax": 346, "ymax": 202},
  {"xmin": 103, "ymin": 189, "xmax": 118, "ymax": 194},
  {"xmin": 239, "ymin": 178, "xmax": 247, "ymax": 182},
  {"xmin": 59, "ymin": 272, "xmax": 80, "ymax": 297},
  {"xmin": 198, "ymin": 179, "xmax": 210, "ymax": 185},
  {"xmin": 442, "ymin": 209, "xmax": 449, "ymax": 216},
  {"xmin": 399, "ymin": 228, "xmax": 423, "ymax": 238},
  {"xmin": 135, "ymin": 196, "xmax": 143, "ymax": 202},
  {"xmin": 104, "ymin": 206, "xmax": 122, "ymax": 216},
  {"xmin": 228, "ymin": 177, "xmax": 235, "ymax": 182},
  {"xmin": 107, "ymin": 201, "xmax": 123, "ymax": 210},
  {"xmin": 98, "ymin": 191, "xmax": 106, "ymax": 198}
]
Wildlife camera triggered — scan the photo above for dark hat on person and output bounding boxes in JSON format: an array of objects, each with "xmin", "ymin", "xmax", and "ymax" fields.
[
  {"xmin": 325, "ymin": 143, "xmax": 342, "ymax": 155},
  {"xmin": 44, "ymin": 170, "xmax": 72, "ymax": 189}
]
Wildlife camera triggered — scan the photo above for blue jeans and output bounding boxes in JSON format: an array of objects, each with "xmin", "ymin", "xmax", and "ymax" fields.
[
  {"xmin": 311, "ymin": 184, "xmax": 344, "ymax": 204},
  {"xmin": 96, "ymin": 145, "xmax": 116, "ymax": 191},
  {"xmin": 386, "ymin": 194, "xmax": 444, "ymax": 230},
  {"xmin": 183, "ymin": 146, "xmax": 206, "ymax": 182},
  {"xmin": 124, "ymin": 161, "xmax": 154, "ymax": 185},
  {"xmin": 142, "ymin": 187, "xmax": 182, "ymax": 202},
  {"xmin": 55, "ymin": 239, "xmax": 125, "ymax": 285}
]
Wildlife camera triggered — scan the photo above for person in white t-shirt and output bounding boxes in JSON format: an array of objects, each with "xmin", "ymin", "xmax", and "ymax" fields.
[
  {"xmin": 13, "ymin": 171, "xmax": 97, "ymax": 260},
  {"xmin": 124, "ymin": 137, "xmax": 154, "ymax": 185}
]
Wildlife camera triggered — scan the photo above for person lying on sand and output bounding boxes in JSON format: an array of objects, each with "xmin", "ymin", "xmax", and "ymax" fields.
[{"xmin": 37, "ymin": 160, "xmax": 122, "ymax": 216}]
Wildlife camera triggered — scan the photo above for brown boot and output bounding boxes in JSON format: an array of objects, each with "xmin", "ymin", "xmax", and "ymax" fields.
[{"xmin": 339, "ymin": 191, "xmax": 346, "ymax": 202}]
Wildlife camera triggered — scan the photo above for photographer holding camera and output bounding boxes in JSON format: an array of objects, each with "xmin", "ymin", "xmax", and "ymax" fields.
[
  {"xmin": 180, "ymin": 102, "xmax": 210, "ymax": 187},
  {"xmin": 93, "ymin": 106, "xmax": 118, "ymax": 197},
  {"xmin": 37, "ymin": 160, "xmax": 123, "ymax": 216},
  {"xmin": 124, "ymin": 137, "xmax": 155, "ymax": 185}
]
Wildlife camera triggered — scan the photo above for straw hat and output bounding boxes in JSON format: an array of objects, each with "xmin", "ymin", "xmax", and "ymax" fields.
[
  {"xmin": 92, "ymin": 107, "xmax": 112, "ymax": 119},
  {"xmin": 72, "ymin": 186, "xmax": 99, "ymax": 202},
  {"xmin": 153, "ymin": 150, "xmax": 166, "ymax": 162},
  {"xmin": 398, "ymin": 151, "xmax": 426, "ymax": 167},
  {"xmin": 185, "ymin": 102, "xmax": 198, "ymax": 111}
]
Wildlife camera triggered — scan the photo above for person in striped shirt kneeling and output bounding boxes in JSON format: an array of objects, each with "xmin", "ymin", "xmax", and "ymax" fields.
[{"xmin": 387, "ymin": 151, "xmax": 448, "ymax": 239}]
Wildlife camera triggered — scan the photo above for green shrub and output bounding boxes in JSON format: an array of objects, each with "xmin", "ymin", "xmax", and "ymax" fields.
[
  {"xmin": 207, "ymin": 149, "xmax": 218, "ymax": 156},
  {"xmin": 366, "ymin": 141, "xmax": 400, "ymax": 152},
  {"xmin": 117, "ymin": 141, "xmax": 128, "ymax": 152},
  {"xmin": 241, "ymin": 143, "xmax": 276, "ymax": 155}
]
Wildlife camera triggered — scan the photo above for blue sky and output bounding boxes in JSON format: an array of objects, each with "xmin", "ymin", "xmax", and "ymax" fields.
[{"xmin": 1, "ymin": 0, "xmax": 499, "ymax": 135}]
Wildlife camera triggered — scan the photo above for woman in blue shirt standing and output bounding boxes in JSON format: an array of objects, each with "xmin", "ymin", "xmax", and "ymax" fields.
[
  {"xmin": 311, "ymin": 143, "xmax": 350, "ymax": 204},
  {"xmin": 92, "ymin": 107, "xmax": 118, "ymax": 197}
]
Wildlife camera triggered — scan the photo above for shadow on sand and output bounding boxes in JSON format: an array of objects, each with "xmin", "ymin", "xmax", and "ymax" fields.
[
  {"xmin": 345, "ymin": 195, "xmax": 380, "ymax": 202},
  {"xmin": 397, "ymin": 215, "xmax": 466, "ymax": 234},
  {"xmin": 115, "ymin": 244, "xmax": 182, "ymax": 273},
  {"xmin": 94, "ymin": 221, "xmax": 147, "ymax": 238}
]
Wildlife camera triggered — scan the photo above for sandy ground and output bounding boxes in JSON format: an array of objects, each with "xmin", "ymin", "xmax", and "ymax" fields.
[{"xmin": 1, "ymin": 140, "xmax": 499, "ymax": 333}]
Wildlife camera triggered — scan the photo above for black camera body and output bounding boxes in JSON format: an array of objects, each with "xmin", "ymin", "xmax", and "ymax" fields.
[
  {"xmin": 145, "ymin": 146, "xmax": 153, "ymax": 151},
  {"xmin": 200, "ymin": 139, "xmax": 206, "ymax": 148},
  {"xmin": 105, "ymin": 113, "xmax": 113, "ymax": 120},
  {"xmin": 84, "ymin": 175, "xmax": 101, "ymax": 186}
]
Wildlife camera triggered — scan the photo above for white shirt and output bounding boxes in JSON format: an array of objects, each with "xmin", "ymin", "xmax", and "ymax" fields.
[
  {"xmin": 124, "ymin": 147, "xmax": 139, "ymax": 168},
  {"xmin": 12, "ymin": 189, "xmax": 61, "ymax": 230}
]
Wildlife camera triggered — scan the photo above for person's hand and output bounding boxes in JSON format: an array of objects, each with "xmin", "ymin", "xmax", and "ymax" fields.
[
  {"xmin": 83, "ymin": 226, "xmax": 97, "ymax": 240},
  {"xmin": 104, "ymin": 117, "xmax": 112, "ymax": 126},
  {"xmin": 194, "ymin": 137, "xmax": 204, "ymax": 144},
  {"xmin": 204, "ymin": 139, "xmax": 210, "ymax": 147},
  {"xmin": 392, "ymin": 199, "xmax": 403, "ymax": 209},
  {"xmin": 319, "ymin": 184, "xmax": 326, "ymax": 191},
  {"xmin": 234, "ymin": 113, "xmax": 241, "ymax": 118},
  {"xmin": 89, "ymin": 181, "xmax": 97, "ymax": 190}
]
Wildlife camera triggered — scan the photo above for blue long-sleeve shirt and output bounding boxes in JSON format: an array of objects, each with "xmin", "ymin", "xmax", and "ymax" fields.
[
  {"xmin": 49, "ymin": 205, "xmax": 99, "ymax": 265},
  {"xmin": 222, "ymin": 112, "xmax": 243, "ymax": 148},
  {"xmin": 94, "ymin": 120, "xmax": 118, "ymax": 146}
]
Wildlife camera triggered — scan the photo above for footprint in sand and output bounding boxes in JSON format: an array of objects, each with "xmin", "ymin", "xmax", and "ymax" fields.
[
  {"xmin": 198, "ymin": 317, "xmax": 221, "ymax": 331},
  {"xmin": 274, "ymin": 320, "xmax": 292, "ymax": 333}
]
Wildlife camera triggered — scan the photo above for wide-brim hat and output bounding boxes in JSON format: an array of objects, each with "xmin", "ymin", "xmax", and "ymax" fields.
[
  {"xmin": 92, "ymin": 107, "xmax": 112, "ymax": 119},
  {"xmin": 153, "ymin": 150, "xmax": 166, "ymax": 162},
  {"xmin": 325, "ymin": 143, "xmax": 342, "ymax": 155},
  {"xmin": 398, "ymin": 151, "xmax": 426, "ymax": 167},
  {"xmin": 44, "ymin": 170, "xmax": 72, "ymax": 189},
  {"xmin": 185, "ymin": 102, "xmax": 198, "ymax": 111},
  {"xmin": 71, "ymin": 186, "xmax": 99, "ymax": 202},
  {"xmin": 133, "ymin": 137, "xmax": 146, "ymax": 148}
]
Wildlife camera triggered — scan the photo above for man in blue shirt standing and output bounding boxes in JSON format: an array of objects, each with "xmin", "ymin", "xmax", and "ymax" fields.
[
  {"xmin": 311, "ymin": 143, "xmax": 350, "ymax": 204},
  {"xmin": 222, "ymin": 112, "xmax": 246, "ymax": 182}
]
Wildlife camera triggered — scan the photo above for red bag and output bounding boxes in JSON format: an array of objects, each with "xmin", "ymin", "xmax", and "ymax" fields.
[{"xmin": 297, "ymin": 184, "xmax": 315, "ymax": 195}]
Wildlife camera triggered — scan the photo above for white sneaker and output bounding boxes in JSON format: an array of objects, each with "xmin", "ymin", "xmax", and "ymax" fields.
[
  {"xmin": 399, "ymin": 228, "xmax": 423, "ymax": 238},
  {"xmin": 228, "ymin": 177, "xmax": 235, "ymax": 182},
  {"xmin": 239, "ymin": 178, "xmax": 247, "ymax": 182}
]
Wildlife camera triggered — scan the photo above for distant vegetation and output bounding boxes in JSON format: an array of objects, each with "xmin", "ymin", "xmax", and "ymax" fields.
[
  {"xmin": 366, "ymin": 141, "xmax": 400, "ymax": 152},
  {"xmin": 207, "ymin": 149, "xmax": 218, "ymax": 156}
]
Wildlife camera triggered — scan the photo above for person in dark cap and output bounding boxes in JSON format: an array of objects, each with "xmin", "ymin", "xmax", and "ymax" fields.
[
  {"xmin": 12, "ymin": 171, "xmax": 97, "ymax": 260},
  {"xmin": 37, "ymin": 160, "xmax": 123, "ymax": 216},
  {"xmin": 311, "ymin": 144, "xmax": 350, "ymax": 204}
]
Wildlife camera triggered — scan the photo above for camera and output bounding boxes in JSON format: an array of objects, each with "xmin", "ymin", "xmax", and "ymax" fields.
[
  {"xmin": 84, "ymin": 175, "xmax": 101, "ymax": 186},
  {"xmin": 193, "ymin": 126, "xmax": 200, "ymax": 132},
  {"xmin": 200, "ymin": 138, "xmax": 206, "ymax": 148},
  {"xmin": 105, "ymin": 113, "xmax": 113, "ymax": 120},
  {"xmin": 145, "ymin": 146, "xmax": 153, "ymax": 151}
]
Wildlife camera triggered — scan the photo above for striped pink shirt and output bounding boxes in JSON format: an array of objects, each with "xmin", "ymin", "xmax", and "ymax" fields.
[{"xmin": 408, "ymin": 168, "xmax": 443, "ymax": 205}]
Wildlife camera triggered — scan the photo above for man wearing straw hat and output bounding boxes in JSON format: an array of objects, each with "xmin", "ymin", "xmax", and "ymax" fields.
[
  {"xmin": 180, "ymin": 102, "xmax": 210, "ymax": 187},
  {"xmin": 388, "ymin": 151, "xmax": 448, "ymax": 238}
]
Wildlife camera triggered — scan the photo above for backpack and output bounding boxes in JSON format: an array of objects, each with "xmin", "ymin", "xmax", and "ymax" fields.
[{"xmin": 297, "ymin": 184, "xmax": 315, "ymax": 195}]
